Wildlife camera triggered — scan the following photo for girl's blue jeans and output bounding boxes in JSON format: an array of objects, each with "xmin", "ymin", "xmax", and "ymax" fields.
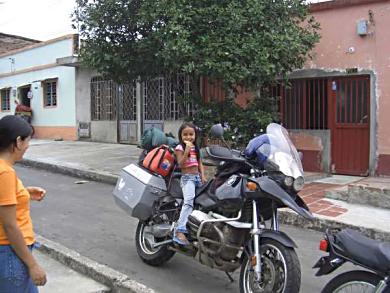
[
  {"xmin": 0, "ymin": 244, "xmax": 38, "ymax": 293},
  {"xmin": 176, "ymin": 174, "xmax": 202, "ymax": 233}
]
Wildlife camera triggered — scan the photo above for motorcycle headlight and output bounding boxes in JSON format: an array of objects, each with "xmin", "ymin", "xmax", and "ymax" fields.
[
  {"xmin": 284, "ymin": 176, "xmax": 294, "ymax": 187},
  {"xmin": 293, "ymin": 176, "xmax": 305, "ymax": 191}
]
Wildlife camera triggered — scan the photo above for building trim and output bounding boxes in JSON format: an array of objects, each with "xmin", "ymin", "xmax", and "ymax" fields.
[
  {"xmin": 33, "ymin": 126, "xmax": 77, "ymax": 141},
  {"xmin": 309, "ymin": 0, "xmax": 389, "ymax": 12},
  {"xmin": 0, "ymin": 63, "xmax": 58, "ymax": 78}
]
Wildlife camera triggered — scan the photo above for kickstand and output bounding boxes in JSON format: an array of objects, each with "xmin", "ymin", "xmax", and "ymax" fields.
[{"xmin": 225, "ymin": 272, "xmax": 234, "ymax": 283}]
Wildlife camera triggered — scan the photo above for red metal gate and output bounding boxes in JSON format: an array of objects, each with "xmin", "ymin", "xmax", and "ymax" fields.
[{"xmin": 331, "ymin": 76, "xmax": 370, "ymax": 176}]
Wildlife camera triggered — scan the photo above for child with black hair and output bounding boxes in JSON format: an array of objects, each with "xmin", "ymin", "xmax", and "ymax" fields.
[{"xmin": 173, "ymin": 122, "xmax": 206, "ymax": 245}]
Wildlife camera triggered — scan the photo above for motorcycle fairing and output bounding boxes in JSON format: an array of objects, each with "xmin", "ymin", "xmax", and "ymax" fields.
[{"xmin": 251, "ymin": 176, "xmax": 313, "ymax": 220}]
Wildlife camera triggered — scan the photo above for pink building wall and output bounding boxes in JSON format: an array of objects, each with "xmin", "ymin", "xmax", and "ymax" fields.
[{"xmin": 307, "ymin": 0, "xmax": 390, "ymax": 175}]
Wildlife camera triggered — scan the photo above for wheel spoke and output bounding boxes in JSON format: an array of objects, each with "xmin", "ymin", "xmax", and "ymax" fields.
[{"xmin": 334, "ymin": 281, "xmax": 376, "ymax": 293}]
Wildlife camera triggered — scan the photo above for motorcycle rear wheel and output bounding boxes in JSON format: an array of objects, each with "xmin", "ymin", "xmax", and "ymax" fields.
[
  {"xmin": 239, "ymin": 239, "xmax": 301, "ymax": 293},
  {"xmin": 321, "ymin": 270, "xmax": 382, "ymax": 293},
  {"xmin": 135, "ymin": 221, "xmax": 175, "ymax": 266}
]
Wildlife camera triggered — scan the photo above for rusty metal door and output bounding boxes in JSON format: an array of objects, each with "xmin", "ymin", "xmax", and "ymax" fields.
[{"xmin": 331, "ymin": 76, "xmax": 370, "ymax": 176}]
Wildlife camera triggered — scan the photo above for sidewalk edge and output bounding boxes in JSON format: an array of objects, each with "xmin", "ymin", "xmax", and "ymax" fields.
[
  {"xmin": 20, "ymin": 159, "xmax": 117, "ymax": 185},
  {"xmin": 279, "ymin": 210, "xmax": 390, "ymax": 242},
  {"xmin": 35, "ymin": 235, "xmax": 156, "ymax": 293}
]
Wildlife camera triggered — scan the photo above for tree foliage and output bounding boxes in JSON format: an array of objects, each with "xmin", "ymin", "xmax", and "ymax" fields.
[
  {"xmin": 74, "ymin": 0, "xmax": 320, "ymax": 91},
  {"xmin": 191, "ymin": 92, "xmax": 279, "ymax": 148}
]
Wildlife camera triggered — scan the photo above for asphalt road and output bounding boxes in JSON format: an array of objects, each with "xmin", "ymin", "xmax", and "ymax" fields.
[{"xmin": 17, "ymin": 165, "xmax": 354, "ymax": 293}]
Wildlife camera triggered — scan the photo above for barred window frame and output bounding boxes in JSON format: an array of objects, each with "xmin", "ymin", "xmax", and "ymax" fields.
[
  {"xmin": 43, "ymin": 79, "xmax": 58, "ymax": 108},
  {"xmin": 0, "ymin": 88, "xmax": 11, "ymax": 112}
]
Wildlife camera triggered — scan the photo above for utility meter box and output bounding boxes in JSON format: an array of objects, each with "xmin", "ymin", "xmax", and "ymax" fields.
[{"xmin": 357, "ymin": 20, "xmax": 368, "ymax": 36}]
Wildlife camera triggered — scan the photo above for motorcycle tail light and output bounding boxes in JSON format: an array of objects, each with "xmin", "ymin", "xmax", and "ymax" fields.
[
  {"xmin": 319, "ymin": 239, "xmax": 329, "ymax": 252},
  {"xmin": 246, "ymin": 182, "xmax": 257, "ymax": 191}
]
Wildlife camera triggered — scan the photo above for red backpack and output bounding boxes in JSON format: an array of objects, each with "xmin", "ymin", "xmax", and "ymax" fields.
[{"xmin": 142, "ymin": 145, "xmax": 175, "ymax": 177}]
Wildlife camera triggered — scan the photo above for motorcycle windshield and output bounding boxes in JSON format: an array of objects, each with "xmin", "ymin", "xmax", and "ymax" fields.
[{"xmin": 256, "ymin": 123, "xmax": 303, "ymax": 179}]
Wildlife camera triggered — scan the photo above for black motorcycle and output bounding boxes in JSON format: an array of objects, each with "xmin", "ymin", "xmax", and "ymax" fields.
[
  {"xmin": 314, "ymin": 228, "xmax": 390, "ymax": 293},
  {"xmin": 113, "ymin": 123, "xmax": 313, "ymax": 293}
]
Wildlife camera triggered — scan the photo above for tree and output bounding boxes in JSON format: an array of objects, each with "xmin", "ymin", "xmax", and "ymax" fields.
[{"xmin": 73, "ymin": 0, "xmax": 320, "ymax": 91}]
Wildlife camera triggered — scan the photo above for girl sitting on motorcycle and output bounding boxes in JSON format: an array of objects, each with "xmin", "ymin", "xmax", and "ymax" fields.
[{"xmin": 173, "ymin": 122, "xmax": 206, "ymax": 245}]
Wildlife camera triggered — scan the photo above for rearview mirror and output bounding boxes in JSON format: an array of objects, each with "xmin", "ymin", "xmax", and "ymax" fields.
[{"xmin": 210, "ymin": 124, "xmax": 224, "ymax": 139}]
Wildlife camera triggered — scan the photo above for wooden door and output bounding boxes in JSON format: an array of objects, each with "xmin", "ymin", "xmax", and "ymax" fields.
[{"xmin": 331, "ymin": 76, "xmax": 370, "ymax": 176}]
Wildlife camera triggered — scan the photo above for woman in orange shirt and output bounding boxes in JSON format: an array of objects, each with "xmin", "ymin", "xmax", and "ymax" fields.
[{"xmin": 0, "ymin": 115, "xmax": 47, "ymax": 292}]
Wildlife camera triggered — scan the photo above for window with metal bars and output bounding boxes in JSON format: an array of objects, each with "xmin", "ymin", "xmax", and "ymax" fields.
[
  {"xmin": 279, "ymin": 78, "xmax": 328, "ymax": 130},
  {"xmin": 143, "ymin": 75, "xmax": 197, "ymax": 121},
  {"xmin": 91, "ymin": 75, "xmax": 196, "ymax": 122},
  {"xmin": 90, "ymin": 77, "xmax": 117, "ymax": 121},
  {"xmin": 43, "ymin": 79, "xmax": 57, "ymax": 107},
  {"xmin": 335, "ymin": 77, "xmax": 369, "ymax": 124},
  {"xmin": 0, "ymin": 88, "xmax": 11, "ymax": 111}
]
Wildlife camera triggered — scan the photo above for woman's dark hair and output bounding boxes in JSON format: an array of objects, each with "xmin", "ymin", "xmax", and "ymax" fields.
[
  {"xmin": 0, "ymin": 115, "xmax": 33, "ymax": 152},
  {"xmin": 178, "ymin": 122, "xmax": 200, "ymax": 161}
]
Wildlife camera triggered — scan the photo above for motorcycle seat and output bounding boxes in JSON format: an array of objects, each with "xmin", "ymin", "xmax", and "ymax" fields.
[
  {"xmin": 335, "ymin": 229, "xmax": 390, "ymax": 273},
  {"xmin": 206, "ymin": 146, "xmax": 246, "ymax": 163}
]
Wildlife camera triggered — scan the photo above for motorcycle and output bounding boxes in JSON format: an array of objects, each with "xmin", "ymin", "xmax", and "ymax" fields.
[
  {"xmin": 113, "ymin": 123, "xmax": 313, "ymax": 293},
  {"xmin": 314, "ymin": 228, "xmax": 390, "ymax": 293}
]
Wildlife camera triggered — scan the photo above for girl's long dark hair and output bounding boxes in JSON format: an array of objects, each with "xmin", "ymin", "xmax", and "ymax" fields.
[{"xmin": 178, "ymin": 122, "xmax": 200, "ymax": 162}]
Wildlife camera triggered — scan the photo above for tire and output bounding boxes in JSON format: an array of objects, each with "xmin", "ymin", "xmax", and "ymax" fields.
[
  {"xmin": 239, "ymin": 239, "xmax": 301, "ymax": 293},
  {"xmin": 135, "ymin": 221, "xmax": 175, "ymax": 266},
  {"xmin": 321, "ymin": 270, "xmax": 382, "ymax": 293}
]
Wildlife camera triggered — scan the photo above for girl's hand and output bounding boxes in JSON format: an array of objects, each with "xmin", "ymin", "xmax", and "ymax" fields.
[
  {"xmin": 28, "ymin": 263, "xmax": 47, "ymax": 286},
  {"xmin": 27, "ymin": 186, "xmax": 46, "ymax": 201},
  {"xmin": 184, "ymin": 141, "xmax": 194, "ymax": 148},
  {"xmin": 201, "ymin": 175, "xmax": 207, "ymax": 183}
]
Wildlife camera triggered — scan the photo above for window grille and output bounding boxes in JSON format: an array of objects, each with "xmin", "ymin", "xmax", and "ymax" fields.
[
  {"xmin": 90, "ymin": 77, "xmax": 118, "ymax": 121},
  {"xmin": 164, "ymin": 74, "xmax": 196, "ymax": 120},
  {"xmin": 91, "ymin": 75, "xmax": 197, "ymax": 122},
  {"xmin": 0, "ymin": 88, "xmax": 11, "ymax": 111},
  {"xmin": 335, "ymin": 77, "xmax": 369, "ymax": 124},
  {"xmin": 119, "ymin": 83, "xmax": 136, "ymax": 121},
  {"xmin": 280, "ymin": 78, "xmax": 328, "ymax": 130},
  {"xmin": 142, "ymin": 74, "xmax": 197, "ymax": 121},
  {"xmin": 44, "ymin": 80, "xmax": 57, "ymax": 107}
]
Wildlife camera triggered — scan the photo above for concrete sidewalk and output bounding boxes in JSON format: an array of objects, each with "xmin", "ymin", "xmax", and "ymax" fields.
[
  {"xmin": 35, "ymin": 249, "xmax": 109, "ymax": 293},
  {"xmin": 22, "ymin": 139, "xmax": 390, "ymax": 243}
]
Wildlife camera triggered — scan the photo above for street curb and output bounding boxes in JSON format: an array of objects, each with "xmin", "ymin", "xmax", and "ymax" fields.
[
  {"xmin": 22, "ymin": 160, "xmax": 390, "ymax": 242},
  {"xmin": 19, "ymin": 159, "xmax": 118, "ymax": 185},
  {"xmin": 35, "ymin": 235, "xmax": 156, "ymax": 293},
  {"xmin": 279, "ymin": 210, "xmax": 390, "ymax": 242}
]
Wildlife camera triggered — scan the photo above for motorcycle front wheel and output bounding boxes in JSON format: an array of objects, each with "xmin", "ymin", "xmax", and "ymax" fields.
[
  {"xmin": 135, "ymin": 221, "xmax": 175, "ymax": 266},
  {"xmin": 239, "ymin": 239, "xmax": 301, "ymax": 293},
  {"xmin": 321, "ymin": 270, "xmax": 383, "ymax": 293}
]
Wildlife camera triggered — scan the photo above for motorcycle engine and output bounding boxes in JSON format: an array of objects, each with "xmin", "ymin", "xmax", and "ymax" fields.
[{"xmin": 187, "ymin": 210, "xmax": 246, "ymax": 261}]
